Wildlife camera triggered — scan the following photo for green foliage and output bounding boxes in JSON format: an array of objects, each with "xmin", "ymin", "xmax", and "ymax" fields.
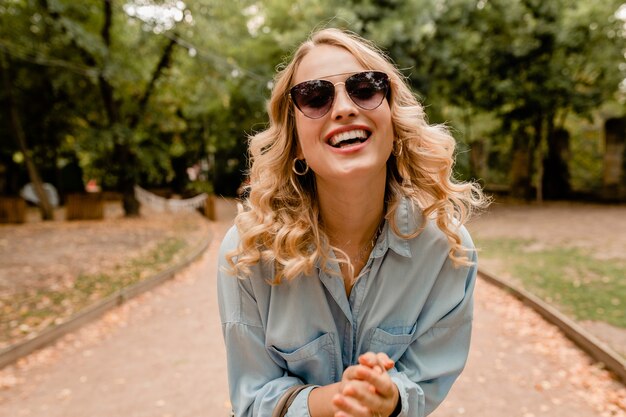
[
  {"xmin": 566, "ymin": 116, "xmax": 605, "ymax": 191},
  {"xmin": 1, "ymin": 0, "xmax": 625, "ymax": 199},
  {"xmin": 186, "ymin": 180, "xmax": 213, "ymax": 195},
  {"xmin": 339, "ymin": 0, "xmax": 626, "ymax": 194}
]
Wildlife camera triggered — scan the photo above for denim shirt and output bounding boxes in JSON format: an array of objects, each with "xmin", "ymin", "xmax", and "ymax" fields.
[{"xmin": 217, "ymin": 199, "xmax": 477, "ymax": 417}]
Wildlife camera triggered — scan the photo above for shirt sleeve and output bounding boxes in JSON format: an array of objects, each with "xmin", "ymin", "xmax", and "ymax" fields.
[
  {"xmin": 217, "ymin": 226, "xmax": 312, "ymax": 417},
  {"xmin": 284, "ymin": 385, "xmax": 317, "ymax": 417},
  {"xmin": 390, "ymin": 249, "xmax": 477, "ymax": 417}
]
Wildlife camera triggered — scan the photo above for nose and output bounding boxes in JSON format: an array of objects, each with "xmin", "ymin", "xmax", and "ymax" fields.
[{"xmin": 330, "ymin": 83, "xmax": 358, "ymax": 120}]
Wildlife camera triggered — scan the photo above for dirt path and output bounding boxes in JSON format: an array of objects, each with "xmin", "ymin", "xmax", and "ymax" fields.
[
  {"xmin": 0, "ymin": 199, "xmax": 624, "ymax": 416},
  {"xmin": 432, "ymin": 279, "xmax": 625, "ymax": 417},
  {"xmin": 466, "ymin": 200, "xmax": 626, "ymax": 359},
  {"xmin": 0, "ymin": 199, "xmax": 237, "ymax": 417},
  {"xmin": 467, "ymin": 200, "xmax": 626, "ymax": 261}
]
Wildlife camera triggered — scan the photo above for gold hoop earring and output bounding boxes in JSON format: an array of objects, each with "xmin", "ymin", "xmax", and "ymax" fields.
[
  {"xmin": 292, "ymin": 158, "xmax": 309, "ymax": 176},
  {"xmin": 393, "ymin": 139, "xmax": 403, "ymax": 157}
]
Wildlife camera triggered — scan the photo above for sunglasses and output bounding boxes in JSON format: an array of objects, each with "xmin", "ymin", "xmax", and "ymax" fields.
[{"xmin": 289, "ymin": 71, "xmax": 390, "ymax": 119}]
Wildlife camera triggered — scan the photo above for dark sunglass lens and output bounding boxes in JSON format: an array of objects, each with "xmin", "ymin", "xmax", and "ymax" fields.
[
  {"xmin": 346, "ymin": 72, "xmax": 389, "ymax": 110},
  {"xmin": 291, "ymin": 80, "xmax": 334, "ymax": 118}
]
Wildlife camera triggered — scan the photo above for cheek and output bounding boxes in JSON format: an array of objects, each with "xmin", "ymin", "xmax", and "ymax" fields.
[
  {"xmin": 294, "ymin": 117, "xmax": 305, "ymax": 142},
  {"xmin": 293, "ymin": 117, "xmax": 306, "ymax": 158},
  {"xmin": 378, "ymin": 109, "xmax": 394, "ymax": 141},
  {"xmin": 294, "ymin": 116, "xmax": 322, "ymax": 157}
]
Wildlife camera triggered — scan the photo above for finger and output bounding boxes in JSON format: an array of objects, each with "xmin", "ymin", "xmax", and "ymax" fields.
[
  {"xmin": 345, "ymin": 364, "xmax": 387, "ymax": 388},
  {"xmin": 343, "ymin": 379, "xmax": 375, "ymax": 398},
  {"xmin": 343, "ymin": 364, "xmax": 377, "ymax": 382},
  {"xmin": 334, "ymin": 409, "xmax": 354, "ymax": 417},
  {"xmin": 333, "ymin": 393, "xmax": 369, "ymax": 417},
  {"xmin": 376, "ymin": 352, "xmax": 395, "ymax": 370},
  {"xmin": 343, "ymin": 378, "xmax": 400, "ymax": 417},
  {"xmin": 357, "ymin": 356, "xmax": 383, "ymax": 376},
  {"xmin": 358, "ymin": 352, "xmax": 394, "ymax": 372},
  {"xmin": 355, "ymin": 368, "xmax": 396, "ymax": 398},
  {"xmin": 358, "ymin": 352, "xmax": 379, "ymax": 368},
  {"xmin": 342, "ymin": 380, "xmax": 384, "ymax": 411}
]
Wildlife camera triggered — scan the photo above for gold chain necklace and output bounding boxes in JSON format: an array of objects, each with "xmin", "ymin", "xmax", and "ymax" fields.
[{"xmin": 352, "ymin": 219, "xmax": 385, "ymax": 263}]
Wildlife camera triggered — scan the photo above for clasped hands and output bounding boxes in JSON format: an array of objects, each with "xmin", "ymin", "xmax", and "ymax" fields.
[{"xmin": 332, "ymin": 352, "xmax": 400, "ymax": 417}]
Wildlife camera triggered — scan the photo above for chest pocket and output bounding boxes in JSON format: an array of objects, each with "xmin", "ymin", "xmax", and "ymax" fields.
[
  {"xmin": 367, "ymin": 323, "xmax": 417, "ymax": 362},
  {"xmin": 268, "ymin": 332, "xmax": 338, "ymax": 384}
]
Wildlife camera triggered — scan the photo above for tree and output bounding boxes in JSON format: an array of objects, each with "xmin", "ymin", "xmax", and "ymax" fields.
[
  {"xmin": 4, "ymin": 0, "xmax": 623, "ymax": 207},
  {"xmin": 41, "ymin": 0, "xmax": 181, "ymax": 216},
  {"xmin": 0, "ymin": 0, "xmax": 92, "ymax": 218},
  {"xmin": 0, "ymin": 52, "xmax": 55, "ymax": 219},
  {"xmin": 334, "ymin": 0, "xmax": 626, "ymax": 199}
]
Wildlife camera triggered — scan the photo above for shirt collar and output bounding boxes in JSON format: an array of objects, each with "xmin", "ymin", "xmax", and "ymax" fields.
[
  {"xmin": 374, "ymin": 197, "xmax": 416, "ymax": 259},
  {"xmin": 316, "ymin": 197, "xmax": 418, "ymax": 270}
]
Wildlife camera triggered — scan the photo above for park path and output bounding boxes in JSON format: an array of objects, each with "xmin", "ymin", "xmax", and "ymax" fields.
[{"xmin": 0, "ymin": 198, "xmax": 624, "ymax": 417}]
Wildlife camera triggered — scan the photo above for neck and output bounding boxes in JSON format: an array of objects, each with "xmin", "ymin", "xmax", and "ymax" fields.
[{"xmin": 317, "ymin": 174, "xmax": 386, "ymax": 250}]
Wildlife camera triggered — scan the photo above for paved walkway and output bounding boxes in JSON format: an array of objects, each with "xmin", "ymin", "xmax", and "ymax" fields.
[{"xmin": 0, "ymin": 198, "xmax": 624, "ymax": 417}]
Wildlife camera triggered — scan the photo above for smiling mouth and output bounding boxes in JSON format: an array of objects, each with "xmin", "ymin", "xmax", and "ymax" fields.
[{"xmin": 328, "ymin": 129, "xmax": 371, "ymax": 149}]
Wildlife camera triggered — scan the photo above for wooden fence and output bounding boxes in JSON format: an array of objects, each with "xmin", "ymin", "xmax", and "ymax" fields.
[{"xmin": 66, "ymin": 193, "xmax": 104, "ymax": 220}]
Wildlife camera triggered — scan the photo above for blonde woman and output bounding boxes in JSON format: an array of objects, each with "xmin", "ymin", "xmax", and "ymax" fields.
[{"xmin": 218, "ymin": 28, "xmax": 487, "ymax": 417}]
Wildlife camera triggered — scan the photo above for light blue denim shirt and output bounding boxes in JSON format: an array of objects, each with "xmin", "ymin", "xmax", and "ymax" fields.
[{"xmin": 217, "ymin": 199, "xmax": 477, "ymax": 417}]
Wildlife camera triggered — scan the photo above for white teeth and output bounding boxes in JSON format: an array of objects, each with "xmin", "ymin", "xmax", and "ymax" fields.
[{"xmin": 329, "ymin": 129, "xmax": 369, "ymax": 146}]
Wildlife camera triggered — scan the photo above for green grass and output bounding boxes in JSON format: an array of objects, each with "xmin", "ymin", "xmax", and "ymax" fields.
[
  {"xmin": 476, "ymin": 238, "xmax": 626, "ymax": 328},
  {"xmin": 1, "ymin": 237, "xmax": 188, "ymax": 345}
]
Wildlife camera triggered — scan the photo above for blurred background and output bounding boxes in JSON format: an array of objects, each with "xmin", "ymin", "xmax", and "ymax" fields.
[{"xmin": 1, "ymin": 0, "xmax": 626, "ymax": 214}]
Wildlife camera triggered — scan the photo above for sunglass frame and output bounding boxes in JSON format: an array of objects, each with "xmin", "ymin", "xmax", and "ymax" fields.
[{"xmin": 289, "ymin": 71, "xmax": 390, "ymax": 119}]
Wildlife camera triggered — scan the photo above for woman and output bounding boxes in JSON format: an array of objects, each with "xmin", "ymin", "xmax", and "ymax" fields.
[{"xmin": 217, "ymin": 28, "xmax": 487, "ymax": 417}]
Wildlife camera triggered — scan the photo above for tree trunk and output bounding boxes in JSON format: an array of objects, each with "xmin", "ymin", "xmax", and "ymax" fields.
[
  {"xmin": 1, "ymin": 52, "xmax": 54, "ymax": 220},
  {"xmin": 542, "ymin": 127, "xmax": 571, "ymax": 200},
  {"xmin": 469, "ymin": 138, "xmax": 486, "ymax": 182},
  {"xmin": 534, "ymin": 117, "xmax": 545, "ymax": 204},
  {"xmin": 603, "ymin": 117, "xmax": 626, "ymax": 200},
  {"xmin": 113, "ymin": 143, "xmax": 140, "ymax": 217},
  {"xmin": 509, "ymin": 129, "xmax": 533, "ymax": 200}
]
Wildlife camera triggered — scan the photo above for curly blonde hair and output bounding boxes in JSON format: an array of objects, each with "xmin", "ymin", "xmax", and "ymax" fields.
[{"xmin": 227, "ymin": 28, "xmax": 488, "ymax": 283}]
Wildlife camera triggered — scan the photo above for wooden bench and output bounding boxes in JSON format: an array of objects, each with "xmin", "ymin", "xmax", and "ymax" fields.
[{"xmin": 66, "ymin": 193, "xmax": 104, "ymax": 220}]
